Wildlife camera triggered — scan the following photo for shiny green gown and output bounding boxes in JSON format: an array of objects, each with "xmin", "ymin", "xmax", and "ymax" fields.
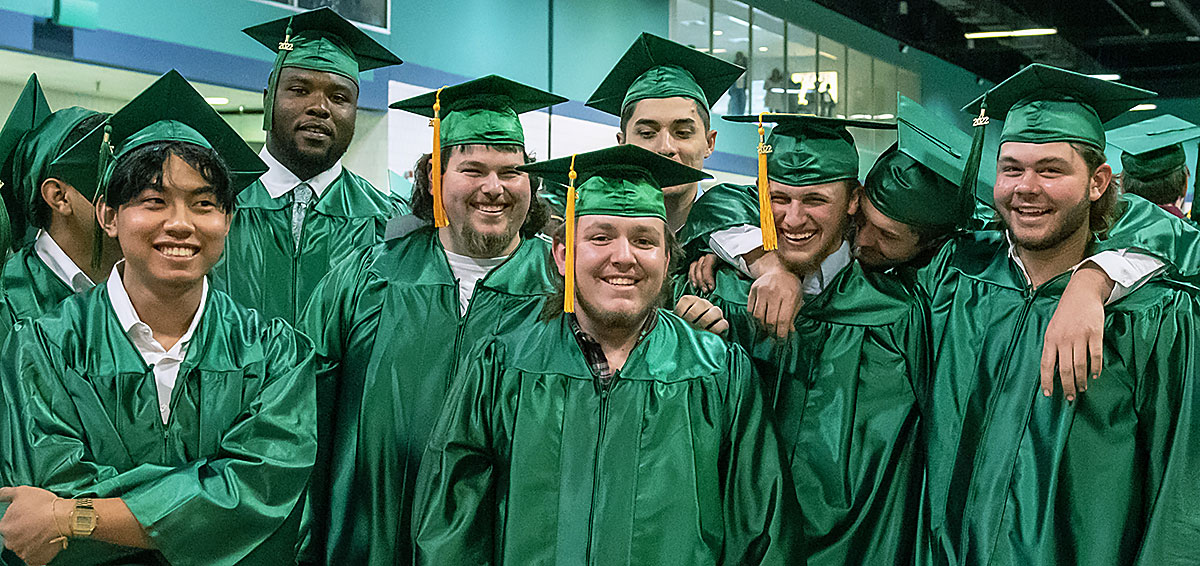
[
  {"xmin": 412, "ymin": 311, "xmax": 800, "ymax": 565},
  {"xmin": 211, "ymin": 170, "xmax": 401, "ymax": 324},
  {"xmin": 687, "ymin": 259, "xmax": 929, "ymax": 566},
  {"xmin": 917, "ymin": 230, "xmax": 1200, "ymax": 566},
  {"xmin": 0, "ymin": 284, "xmax": 317, "ymax": 566},
  {"xmin": 0, "ymin": 244, "xmax": 74, "ymax": 346},
  {"xmin": 296, "ymin": 227, "xmax": 555, "ymax": 566}
]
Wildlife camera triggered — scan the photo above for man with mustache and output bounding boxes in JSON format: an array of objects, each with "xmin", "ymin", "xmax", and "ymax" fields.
[
  {"xmin": 0, "ymin": 71, "xmax": 314, "ymax": 566},
  {"xmin": 920, "ymin": 64, "xmax": 1200, "ymax": 565},
  {"xmin": 295, "ymin": 76, "xmax": 565, "ymax": 566},
  {"xmin": 0, "ymin": 75, "xmax": 120, "ymax": 346},
  {"xmin": 413, "ymin": 144, "xmax": 798, "ymax": 565},
  {"xmin": 211, "ymin": 8, "xmax": 403, "ymax": 325}
]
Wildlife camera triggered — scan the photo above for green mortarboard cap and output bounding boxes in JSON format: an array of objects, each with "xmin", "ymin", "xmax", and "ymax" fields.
[
  {"xmin": 586, "ymin": 33, "xmax": 744, "ymax": 117},
  {"xmin": 1108, "ymin": 114, "xmax": 1200, "ymax": 180},
  {"xmin": 389, "ymin": 75, "xmax": 566, "ymax": 147},
  {"xmin": 963, "ymin": 63, "xmax": 1154, "ymax": 150},
  {"xmin": 725, "ymin": 113, "xmax": 896, "ymax": 186},
  {"xmin": 53, "ymin": 70, "xmax": 267, "ymax": 201},
  {"xmin": 865, "ymin": 95, "xmax": 976, "ymax": 232},
  {"xmin": 0, "ymin": 75, "xmax": 52, "ymax": 188},
  {"xmin": 243, "ymin": 7, "xmax": 403, "ymax": 130},
  {"xmin": 540, "ymin": 179, "xmax": 569, "ymax": 220},
  {"xmin": 519, "ymin": 144, "xmax": 711, "ymax": 221}
]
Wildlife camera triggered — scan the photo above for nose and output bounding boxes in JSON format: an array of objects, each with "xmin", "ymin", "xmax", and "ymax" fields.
[
  {"xmin": 163, "ymin": 202, "xmax": 195, "ymax": 238},
  {"xmin": 479, "ymin": 172, "xmax": 504, "ymax": 197},
  {"xmin": 653, "ymin": 133, "xmax": 678, "ymax": 158},
  {"xmin": 776, "ymin": 202, "xmax": 806, "ymax": 230},
  {"xmin": 305, "ymin": 94, "xmax": 331, "ymax": 119},
  {"xmin": 609, "ymin": 236, "xmax": 636, "ymax": 267}
]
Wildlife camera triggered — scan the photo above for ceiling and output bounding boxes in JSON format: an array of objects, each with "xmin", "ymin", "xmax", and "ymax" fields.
[{"xmin": 809, "ymin": 0, "xmax": 1200, "ymax": 98}]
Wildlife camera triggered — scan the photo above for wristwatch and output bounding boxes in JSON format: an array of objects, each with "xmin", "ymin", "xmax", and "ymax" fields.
[{"xmin": 69, "ymin": 498, "xmax": 98, "ymax": 538}]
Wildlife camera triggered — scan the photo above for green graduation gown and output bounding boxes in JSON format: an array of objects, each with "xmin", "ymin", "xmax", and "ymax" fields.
[
  {"xmin": 918, "ymin": 231, "xmax": 1200, "ymax": 566},
  {"xmin": 677, "ymin": 182, "xmax": 757, "ymax": 263},
  {"xmin": 211, "ymin": 169, "xmax": 401, "ymax": 324},
  {"xmin": 412, "ymin": 311, "xmax": 800, "ymax": 565},
  {"xmin": 688, "ymin": 259, "xmax": 930, "ymax": 566},
  {"xmin": 0, "ymin": 244, "xmax": 74, "ymax": 347},
  {"xmin": 0, "ymin": 284, "xmax": 317, "ymax": 566},
  {"xmin": 296, "ymin": 227, "xmax": 555, "ymax": 566}
]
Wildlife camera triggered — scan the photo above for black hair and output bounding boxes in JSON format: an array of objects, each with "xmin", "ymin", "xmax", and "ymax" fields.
[
  {"xmin": 31, "ymin": 112, "xmax": 109, "ymax": 229},
  {"xmin": 1120, "ymin": 166, "xmax": 1189, "ymax": 207},
  {"xmin": 410, "ymin": 144, "xmax": 548, "ymax": 239},
  {"xmin": 619, "ymin": 98, "xmax": 712, "ymax": 133},
  {"xmin": 105, "ymin": 141, "xmax": 234, "ymax": 212}
]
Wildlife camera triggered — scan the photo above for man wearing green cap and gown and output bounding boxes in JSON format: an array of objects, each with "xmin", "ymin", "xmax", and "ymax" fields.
[
  {"xmin": 1109, "ymin": 114, "xmax": 1200, "ymax": 223},
  {"xmin": 211, "ymin": 8, "xmax": 403, "ymax": 324},
  {"xmin": 918, "ymin": 64, "xmax": 1200, "ymax": 565},
  {"xmin": 412, "ymin": 144, "xmax": 798, "ymax": 565},
  {"xmin": 295, "ymin": 75, "xmax": 564, "ymax": 566},
  {"xmin": 0, "ymin": 70, "xmax": 315, "ymax": 566},
  {"xmin": 0, "ymin": 75, "xmax": 120, "ymax": 347}
]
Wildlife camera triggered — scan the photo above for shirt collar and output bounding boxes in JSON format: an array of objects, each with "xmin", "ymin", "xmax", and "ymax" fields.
[
  {"xmin": 803, "ymin": 240, "xmax": 852, "ymax": 296},
  {"xmin": 106, "ymin": 261, "xmax": 208, "ymax": 351},
  {"xmin": 258, "ymin": 146, "xmax": 343, "ymax": 200},
  {"xmin": 33, "ymin": 231, "xmax": 94, "ymax": 293}
]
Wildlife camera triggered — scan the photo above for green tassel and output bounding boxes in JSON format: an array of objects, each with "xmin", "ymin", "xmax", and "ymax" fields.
[
  {"xmin": 92, "ymin": 124, "xmax": 114, "ymax": 272},
  {"xmin": 264, "ymin": 17, "xmax": 295, "ymax": 132},
  {"xmin": 0, "ymin": 191, "xmax": 11, "ymax": 254}
]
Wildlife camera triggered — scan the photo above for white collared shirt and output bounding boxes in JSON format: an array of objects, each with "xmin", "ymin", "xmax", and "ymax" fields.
[
  {"xmin": 1005, "ymin": 233, "xmax": 1164, "ymax": 304},
  {"xmin": 443, "ymin": 250, "xmax": 510, "ymax": 316},
  {"xmin": 257, "ymin": 146, "xmax": 343, "ymax": 200},
  {"xmin": 106, "ymin": 263, "xmax": 208, "ymax": 425},
  {"xmin": 804, "ymin": 240, "xmax": 852, "ymax": 296},
  {"xmin": 33, "ymin": 231, "xmax": 94, "ymax": 293}
]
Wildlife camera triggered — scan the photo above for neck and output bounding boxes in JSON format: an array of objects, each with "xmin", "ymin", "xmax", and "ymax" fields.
[
  {"xmin": 265, "ymin": 137, "xmax": 329, "ymax": 182},
  {"xmin": 1014, "ymin": 226, "xmax": 1091, "ymax": 289},
  {"xmin": 574, "ymin": 310, "xmax": 648, "ymax": 372},
  {"xmin": 663, "ymin": 183, "xmax": 697, "ymax": 233},
  {"xmin": 120, "ymin": 266, "xmax": 204, "ymax": 350},
  {"xmin": 46, "ymin": 221, "xmax": 120, "ymax": 283}
]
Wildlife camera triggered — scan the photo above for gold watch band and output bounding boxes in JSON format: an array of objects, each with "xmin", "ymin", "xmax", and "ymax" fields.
[{"xmin": 69, "ymin": 498, "xmax": 98, "ymax": 538}]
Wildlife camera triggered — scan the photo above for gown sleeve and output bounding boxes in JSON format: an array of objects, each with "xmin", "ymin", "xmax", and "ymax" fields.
[{"xmin": 411, "ymin": 338, "xmax": 505, "ymax": 566}]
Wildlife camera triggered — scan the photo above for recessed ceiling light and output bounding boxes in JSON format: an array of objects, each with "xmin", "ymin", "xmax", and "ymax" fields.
[
  {"xmin": 205, "ymin": 97, "xmax": 229, "ymax": 105},
  {"xmin": 758, "ymin": 46, "xmax": 768, "ymax": 52},
  {"xmin": 1131, "ymin": 104, "xmax": 1157, "ymax": 111}
]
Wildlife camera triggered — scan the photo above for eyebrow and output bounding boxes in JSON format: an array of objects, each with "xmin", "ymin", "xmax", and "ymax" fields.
[{"xmin": 998, "ymin": 155, "xmax": 1072, "ymax": 168}]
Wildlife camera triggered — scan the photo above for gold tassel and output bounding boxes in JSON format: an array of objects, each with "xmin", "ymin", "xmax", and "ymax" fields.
[
  {"xmin": 431, "ymin": 86, "xmax": 449, "ymax": 227},
  {"xmin": 563, "ymin": 154, "xmax": 578, "ymax": 313},
  {"xmin": 757, "ymin": 113, "xmax": 778, "ymax": 251}
]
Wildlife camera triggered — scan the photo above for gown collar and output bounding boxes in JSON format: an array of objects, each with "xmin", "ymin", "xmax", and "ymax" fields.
[{"xmin": 258, "ymin": 146, "xmax": 343, "ymax": 200}]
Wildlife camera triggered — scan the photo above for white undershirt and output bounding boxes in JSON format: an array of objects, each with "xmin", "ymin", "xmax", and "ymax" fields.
[
  {"xmin": 33, "ymin": 230, "xmax": 94, "ymax": 293},
  {"xmin": 443, "ymin": 250, "xmax": 509, "ymax": 316},
  {"xmin": 106, "ymin": 263, "xmax": 208, "ymax": 425}
]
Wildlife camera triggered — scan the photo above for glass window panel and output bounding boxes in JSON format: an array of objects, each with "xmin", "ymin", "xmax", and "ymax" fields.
[
  {"xmin": 814, "ymin": 36, "xmax": 844, "ymax": 118},
  {"xmin": 749, "ymin": 9, "xmax": 784, "ymax": 115},
  {"xmin": 670, "ymin": 0, "xmax": 711, "ymax": 53},
  {"xmin": 786, "ymin": 25, "xmax": 817, "ymax": 115},
  {"xmin": 898, "ymin": 68, "xmax": 921, "ymax": 104},
  {"xmin": 298, "ymin": 0, "xmax": 387, "ymax": 28},
  {"xmin": 872, "ymin": 59, "xmax": 898, "ymax": 119},
  {"xmin": 710, "ymin": 0, "xmax": 749, "ymax": 116},
  {"xmin": 845, "ymin": 47, "xmax": 872, "ymax": 119}
]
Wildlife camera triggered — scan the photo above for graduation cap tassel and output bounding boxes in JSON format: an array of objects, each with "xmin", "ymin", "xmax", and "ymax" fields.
[
  {"xmin": 563, "ymin": 154, "xmax": 578, "ymax": 313},
  {"xmin": 431, "ymin": 86, "xmax": 449, "ymax": 228},
  {"xmin": 92, "ymin": 124, "xmax": 114, "ymax": 272},
  {"xmin": 757, "ymin": 113, "xmax": 778, "ymax": 251},
  {"xmin": 959, "ymin": 100, "xmax": 989, "ymax": 228},
  {"xmin": 263, "ymin": 18, "xmax": 296, "ymax": 132},
  {"xmin": 0, "ymin": 192, "xmax": 10, "ymax": 254}
]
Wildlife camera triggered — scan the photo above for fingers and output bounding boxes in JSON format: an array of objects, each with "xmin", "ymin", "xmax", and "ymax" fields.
[
  {"xmin": 699, "ymin": 254, "xmax": 717, "ymax": 292},
  {"xmin": 693, "ymin": 304, "xmax": 728, "ymax": 335},
  {"xmin": 708, "ymin": 319, "xmax": 730, "ymax": 335},
  {"xmin": 1063, "ymin": 341, "xmax": 1084, "ymax": 402},
  {"xmin": 0, "ymin": 487, "xmax": 13, "ymax": 502},
  {"xmin": 1039, "ymin": 341, "xmax": 1056, "ymax": 398},
  {"xmin": 1089, "ymin": 332, "xmax": 1103, "ymax": 382},
  {"xmin": 674, "ymin": 296, "xmax": 699, "ymax": 319},
  {"xmin": 688, "ymin": 259, "xmax": 704, "ymax": 291}
]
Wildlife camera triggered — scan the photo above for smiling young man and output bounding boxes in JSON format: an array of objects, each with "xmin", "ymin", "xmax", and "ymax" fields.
[
  {"xmin": 0, "ymin": 71, "xmax": 315, "ymax": 566},
  {"xmin": 411, "ymin": 144, "xmax": 797, "ymax": 565},
  {"xmin": 294, "ymin": 76, "xmax": 565, "ymax": 566},
  {"xmin": 918, "ymin": 65, "xmax": 1200, "ymax": 565},
  {"xmin": 0, "ymin": 75, "xmax": 119, "ymax": 346},
  {"xmin": 210, "ymin": 8, "xmax": 403, "ymax": 324}
]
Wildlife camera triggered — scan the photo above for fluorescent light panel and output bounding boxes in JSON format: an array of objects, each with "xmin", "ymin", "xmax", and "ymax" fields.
[
  {"xmin": 1131, "ymin": 104, "xmax": 1158, "ymax": 111},
  {"xmin": 964, "ymin": 28, "xmax": 1057, "ymax": 39}
]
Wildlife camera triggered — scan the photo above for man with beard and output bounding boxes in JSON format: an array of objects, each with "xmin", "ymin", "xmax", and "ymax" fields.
[
  {"xmin": 295, "ymin": 76, "xmax": 565, "ymax": 566},
  {"xmin": 211, "ymin": 8, "xmax": 403, "ymax": 324},
  {"xmin": 412, "ymin": 144, "xmax": 798, "ymax": 565},
  {"xmin": 1108, "ymin": 114, "xmax": 1200, "ymax": 224},
  {"xmin": 0, "ymin": 70, "xmax": 313, "ymax": 566},
  {"xmin": 0, "ymin": 75, "xmax": 120, "ymax": 346},
  {"xmin": 920, "ymin": 64, "xmax": 1200, "ymax": 565}
]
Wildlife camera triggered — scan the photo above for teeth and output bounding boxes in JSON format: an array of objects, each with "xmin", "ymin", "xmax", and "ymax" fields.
[
  {"xmin": 474, "ymin": 204, "xmax": 506, "ymax": 213},
  {"xmin": 159, "ymin": 247, "xmax": 196, "ymax": 257},
  {"xmin": 603, "ymin": 277, "xmax": 636, "ymax": 286},
  {"xmin": 783, "ymin": 231, "xmax": 816, "ymax": 241}
]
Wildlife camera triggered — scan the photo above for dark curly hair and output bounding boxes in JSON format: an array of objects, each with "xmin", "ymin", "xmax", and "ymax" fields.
[{"xmin": 410, "ymin": 144, "xmax": 547, "ymax": 239}]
